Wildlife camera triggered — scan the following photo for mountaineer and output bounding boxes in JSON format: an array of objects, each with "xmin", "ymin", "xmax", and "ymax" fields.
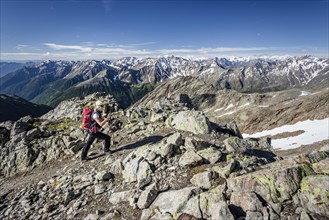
[{"xmin": 81, "ymin": 100, "xmax": 112, "ymax": 161}]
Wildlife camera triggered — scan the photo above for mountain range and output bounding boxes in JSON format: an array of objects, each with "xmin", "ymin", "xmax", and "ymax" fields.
[{"xmin": 0, "ymin": 55, "xmax": 328, "ymax": 108}]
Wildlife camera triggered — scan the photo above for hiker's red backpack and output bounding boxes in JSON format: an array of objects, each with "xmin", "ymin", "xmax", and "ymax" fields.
[{"xmin": 81, "ymin": 107, "xmax": 98, "ymax": 133}]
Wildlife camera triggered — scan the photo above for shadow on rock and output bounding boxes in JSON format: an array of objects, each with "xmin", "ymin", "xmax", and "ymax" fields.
[
  {"xmin": 113, "ymin": 134, "xmax": 171, "ymax": 153},
  {"xmin": 87, "ymin": 152, "xmax": 106, "ymax": 161},
  {"xmin": 246, "ymin": 149, "xmax": 277, "ymax": 163}
]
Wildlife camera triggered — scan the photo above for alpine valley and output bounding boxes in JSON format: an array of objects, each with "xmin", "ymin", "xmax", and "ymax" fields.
[{"xmin": 0, "ymin": 55, "xmax": 328, "ymax": 220}]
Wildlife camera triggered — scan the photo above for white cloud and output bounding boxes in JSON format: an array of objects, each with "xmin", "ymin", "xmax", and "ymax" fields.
[
  {"xmin": 1, "ymin": 43, "xmax": 328, "ymax": 61},
  {"xmin": 130, "ymin": 42, "xmax": 159, "ymax": 47},
  {"xmin": 43, "ymin": 43, "xmax": 93, "ymax": 52},
  {"xmin": 158, "ymin": 47, "xmax": 271, "ymax": 55},
  {"xmin": 15, "ymin": 44, "xmax": 30, "ymax": 51}
]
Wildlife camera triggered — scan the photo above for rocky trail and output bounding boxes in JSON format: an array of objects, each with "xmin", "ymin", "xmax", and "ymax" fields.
[
  {"xmin": 0, "ymin": 92, "xmax": 328, "ymax": 220},
  {"xmin": 0, "ymin": 131, "xmax": 169, "ymax": 195}
]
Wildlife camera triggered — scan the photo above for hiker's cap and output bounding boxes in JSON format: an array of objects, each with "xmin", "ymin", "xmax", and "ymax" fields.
[{"xmin": 95, "ymin": 100, "xmax": 104, "ymax": 107}]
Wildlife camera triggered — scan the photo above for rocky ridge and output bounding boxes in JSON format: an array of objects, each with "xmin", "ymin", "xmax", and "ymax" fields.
[{"xmin": 0, "ymin": 93, "xmax": 328, "ymax": 220}]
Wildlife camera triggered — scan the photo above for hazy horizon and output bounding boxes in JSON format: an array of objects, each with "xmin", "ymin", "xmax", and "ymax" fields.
[{"xmin": 1, "ymin": 54, "xmax": 328, "ymax": 63}]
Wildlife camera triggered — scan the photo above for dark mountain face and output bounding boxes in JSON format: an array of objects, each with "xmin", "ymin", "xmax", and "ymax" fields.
[
  {"xmin": 0, "ymin": 56, "xmax": 328, "ymax": 108},
  {"xmin": 0, "ymin": 94, "xmax": 52, "ymax": 122}
]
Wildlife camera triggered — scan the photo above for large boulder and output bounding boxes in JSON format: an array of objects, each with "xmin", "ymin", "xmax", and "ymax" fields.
[
  {"xmin": 142, "ymin": 187, "xmax": 199, "ymax": 219},
  {"xmin": 227, "ymin": 159, "xmax": 309, "ymax": 204},
  {"xmin": 168, "ymin": 110, "xmax": 211, "ymax": 134}
]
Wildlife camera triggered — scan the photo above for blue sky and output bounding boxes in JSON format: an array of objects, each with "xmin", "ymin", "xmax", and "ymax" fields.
[{"xmin": 1, "ymin": 0, "xmax": 328, "ymax": 60}]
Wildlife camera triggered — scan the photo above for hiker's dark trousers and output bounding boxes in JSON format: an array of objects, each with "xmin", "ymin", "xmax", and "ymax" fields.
[{"xmin": 82, "ymin": 132, "xmax": 111, "ymax": 157}]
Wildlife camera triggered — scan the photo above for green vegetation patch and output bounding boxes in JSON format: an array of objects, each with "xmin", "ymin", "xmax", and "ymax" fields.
[
  {"xmin": 130, "ymin": 83, "xmax": 156, "ymax": 102},
  {"xmin": 46, "ymin": 119, "xmax": 79, "ymax": 132}
]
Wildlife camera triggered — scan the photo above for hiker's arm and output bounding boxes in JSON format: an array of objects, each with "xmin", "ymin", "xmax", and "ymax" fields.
[{"xmin": 95, "ymin": 117, "xmax": 110, "ymax": 127}]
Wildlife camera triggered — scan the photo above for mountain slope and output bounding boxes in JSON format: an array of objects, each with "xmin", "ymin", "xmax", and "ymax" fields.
[{"xmin": 0, "ymin": 94, "xmax": 52, "ymax": 122}]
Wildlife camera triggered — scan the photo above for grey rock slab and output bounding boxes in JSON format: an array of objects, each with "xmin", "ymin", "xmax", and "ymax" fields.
[
  {"xmin": 149, "ymin": 211, "xmax": 173, "ymax": 220},
  {"xmin": 199, "ymin": 184, "xmax": 227, "ymax": 218},
  {"xmin": 158, "ymin": 143, "xmax": 175, "ymax": 158},
  {"xmin": 180, "ymin": 196, "xmax": 202, "ymax": 219},
  {"xmin": 147, "ymin": 187, "xmax": 199, "ymax": 216},
  {"xmin": 137, "ymin": 182, "xmax": 159, "ymax": 209},
  {"xmin": 109, "ymin": 190, "xmax": 133, "ymax": 204},
  {"xmin": 94, "ymin": 184, "xmax": 105, "ymax": 195},
  {"xmin": 122, "ymin": 156, "xmax": 143, "ymax": 182},
  {"xmin": 230, "ymin": 191, "xmax": 264, "ymax": 213},
  {"xmin": 166, "ymin": 132, "xmax": 183, "ymax": 146},
  {"xmin": 226, "ymin": 121, "xmax": 243, "ymax": 138},
  {"xmin": 212, "ymin": 159, "xmax": 239, "ymax": 178},
  {"xmin": 224, "ymin": 137, "xmax": 249, "ymax": 153},
  {"xmin": 184, "ymin": 136, "xmax": 212, "ymax": 151},
  {"xmin": 227, "ymin": 159, "xmax": 305, "ymax": 204},
  {"xmin": 197, "ymin": 147, "xmax": 222, "ymax": 164},
  {"xmin": 190, "ymin": 171, "xmax": 218, "ymax": 189},
  {"xmin": 170, "ymin": 110, "xmax": 211, "ymax": 135},
  {"xmin": 178, "ymin": 150, "xmax": 204, "ymax": 167},
  {"xmin": 209, "ymin": 201, "xmax": 234, "ymax": 220},
  {"xmin": 137, "ymin": 160, "xmax": 153, "ymax": 184}
]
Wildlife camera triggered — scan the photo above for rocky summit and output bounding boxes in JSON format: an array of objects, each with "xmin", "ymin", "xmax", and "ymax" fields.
[{"xmin": 0, "ymin": 92, "xmax": 328, "ymax": 220}]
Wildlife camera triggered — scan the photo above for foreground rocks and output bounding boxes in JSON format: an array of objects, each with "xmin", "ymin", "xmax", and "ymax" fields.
[{"xmin": 1, "ymin": 93, "xmax": 329, "ymax": 220}]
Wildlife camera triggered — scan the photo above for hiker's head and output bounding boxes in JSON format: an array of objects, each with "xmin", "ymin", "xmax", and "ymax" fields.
[{"xmin": 95, "ymin": 100, "xmax": 104, "ymax": 110}]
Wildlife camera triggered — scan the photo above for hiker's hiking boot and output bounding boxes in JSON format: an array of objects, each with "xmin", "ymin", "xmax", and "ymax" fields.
[{"xmin": 81, "ymin": 156, "xmax": 90, "ymax": 161}]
